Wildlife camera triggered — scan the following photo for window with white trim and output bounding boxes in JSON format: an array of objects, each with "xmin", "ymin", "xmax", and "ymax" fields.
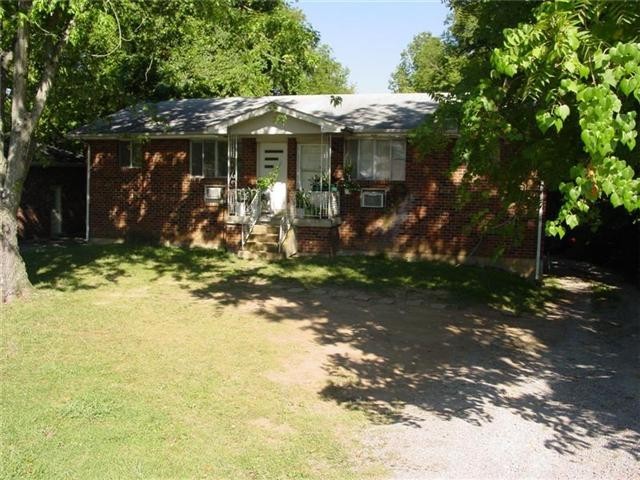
[
  {"xmin": 298, "ymin": 144, "xmax": 328, "ymax": 190},
  {"xmin": 118, "ymin": 140, "xmax": 144, "ymax": 168},
  {"xmin": 190, "ymin": 140, "xmax": 228, "ymax": 178},
  {"xmin": 344, "ymin": 138, "xmax": 406, "ymax": 181}
]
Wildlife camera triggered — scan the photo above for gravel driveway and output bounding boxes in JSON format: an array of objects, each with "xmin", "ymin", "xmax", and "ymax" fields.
[
  {"xmin": 350, "ymin": 266, "xmax": 640, "ymax": 479},
  {"xmin": 311, "ymin": 261, "xmax": 639, "ymax": 479}
]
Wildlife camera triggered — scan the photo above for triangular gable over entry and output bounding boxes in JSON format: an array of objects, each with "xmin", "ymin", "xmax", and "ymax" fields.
[{"xmin": 207, "ymin": 102, "xmax": 347, "ymax": 135}]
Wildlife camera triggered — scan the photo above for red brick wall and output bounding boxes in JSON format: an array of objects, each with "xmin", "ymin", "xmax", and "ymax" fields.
[
  {"xmin": 295, "ymin": 226, "xmax": 338, "ymax": 255},
  {"xmin": 89, "ymin": 139, "xmax": 227, "ymax": 247},
  {"xmin": 334, "ymin": 139, "xmax": 539, "ymax": 260},
  {"xmin": 225, "ymin": 224, "xmax": 242, "ymax": 252},
  {"xmin": 238, "ymin": 138, "xmax": 257, "ymax": 188},
  {"xmin": 88, "ymin": 136, "xmax": 539, "ymax": 264},
  {"xmin": 287, "ymin": 138, "xmax": 297, "ymax": 204}
]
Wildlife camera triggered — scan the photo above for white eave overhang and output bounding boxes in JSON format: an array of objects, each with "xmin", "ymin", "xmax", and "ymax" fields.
[
  {"xmin": 68, "ymin": 129, "xmax": 414, "ymax": 140},
  {"xmin": 67, "ymin": 131, "xmax": 228, "ymax": 140}
]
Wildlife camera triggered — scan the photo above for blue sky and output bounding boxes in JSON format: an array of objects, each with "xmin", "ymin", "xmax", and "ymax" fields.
[{"xmin": 297, "ymin": 0, "xmax": 450, "ymax": 93}]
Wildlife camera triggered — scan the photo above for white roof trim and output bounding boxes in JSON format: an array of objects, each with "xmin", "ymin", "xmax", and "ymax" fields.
[{"xmin": 207, "ymin": 102, "xmax": 346, "ymax": 134}]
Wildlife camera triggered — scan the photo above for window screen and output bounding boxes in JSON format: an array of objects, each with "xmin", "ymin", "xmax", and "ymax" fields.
[
  {"xmin": 348, "ymin": 138, "xmax": 406, "ymax": 181},
  {"xmin": 190, "ymin": 140, "xmax": 227, "ymax": 177},
  {"xmin": 191, "ymin": 141, "xmax": 203, "ymax": 176},
  {"xmin": 203, "ymin": 141, "xmax": 216, "ymax": 178},
  {"xmin": 298, "ymin": 144, "xmax": 327, "ymax": 190}
]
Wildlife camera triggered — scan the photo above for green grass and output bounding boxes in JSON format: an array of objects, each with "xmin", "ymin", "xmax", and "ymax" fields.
[
  {"xmin": 21, "ymin": 243, "xmax": 555, "ymax": 313},
  {"xmin": 2, "ymin": 243, "xmax": 556, "ymax": 478}
]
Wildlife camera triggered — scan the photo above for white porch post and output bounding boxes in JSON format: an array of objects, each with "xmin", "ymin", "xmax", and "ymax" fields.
[{"xmin": 227, "ymin": 134, "xmax": 238, "ymax": 214}]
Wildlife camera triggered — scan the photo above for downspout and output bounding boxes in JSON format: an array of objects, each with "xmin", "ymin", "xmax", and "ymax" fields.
[
  {"xmin": 85, "ymin": 143, "xmax": 91, "ymax": 242},
  {"xmin": 320, "ymin": 131, "xmax": 324, "ymax": 191},
  {"xmin": 535, "ymin": 181, "xmax": 545, "ymax": 281},
  {"xmin": 328, "ymin": 133, "xmax": 333, "ymax": 218}
]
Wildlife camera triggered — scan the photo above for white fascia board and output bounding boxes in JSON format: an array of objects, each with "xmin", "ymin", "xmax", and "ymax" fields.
[
  {"xmin": 68, "ymin": 132, "xmax": 228, "ymax": 140},
  {"xmin": 347, "ymin": 129, "xmax": 409, "ymax": 136}
]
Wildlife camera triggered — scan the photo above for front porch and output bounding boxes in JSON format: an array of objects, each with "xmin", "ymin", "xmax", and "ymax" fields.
[{"xmin": 213, "ymin": 104, "xmax": 346, "ymax": 254}]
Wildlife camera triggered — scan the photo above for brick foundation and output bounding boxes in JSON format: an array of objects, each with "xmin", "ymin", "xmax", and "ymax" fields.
[{"xmin": 295, "ymin": 225, "xmax": 338, "ymax": 255}]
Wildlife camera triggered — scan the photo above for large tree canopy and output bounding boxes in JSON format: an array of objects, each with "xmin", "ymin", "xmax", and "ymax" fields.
[
  {"xmin": 0, "ymin": 0, "xmax": 352, "ymax": 302},
  {"xmin": 468, "ymin": 0, "xmax": 640, "ymax": 237},
  {"xmin": 35, "ymin": 0, "xmax": 353, "ymax": 148},
  {"xmin": 407, "ymin": 0, "xmax": 639, "ymax": 240},
  {"xmin": 389, "ymin": 32, "xmax": 456, "ymax": 93}
]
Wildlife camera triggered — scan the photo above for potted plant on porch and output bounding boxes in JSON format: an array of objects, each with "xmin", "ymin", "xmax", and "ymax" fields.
[
  {"xmin": 295, "ymin": 190, "xmax": 310, "ymax": 218},
  {"xmin": 236, "ymin": 188, "xmax": 256, "ymax": 216},
  {"xmin": 310, "ymin": 172, "xmax": 332, "ymax": 192},
  {"xmin": 256, "ymin": 166, "xmax": 279, "ymax": 214}
]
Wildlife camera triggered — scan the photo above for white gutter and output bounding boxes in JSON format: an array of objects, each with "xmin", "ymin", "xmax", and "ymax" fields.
[
  {"xmin": 535, "ymin": 181, "xmax": 545, "ymax": 281},
  {"xmin": 85, "ymin": 144, "xmax": 91, "ymax": 242},
  {"xmin": 69, "ymin": 129, "xmax": 418, "ymax": 140}
]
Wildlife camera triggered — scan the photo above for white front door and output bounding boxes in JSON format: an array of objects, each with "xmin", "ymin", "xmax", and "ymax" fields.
[{"xmin": 258, "ymin": 143, "xmax": 287, "ymax": 214}]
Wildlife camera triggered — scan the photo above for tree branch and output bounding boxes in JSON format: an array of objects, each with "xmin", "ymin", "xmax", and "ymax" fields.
[
  {"xmin": 28, "ymin": 16, "xmax": 75, "ymax": 129},
  {"xmin": 4, "ymin": 2, "xmax": 75, "ymax": 212},
  {"xmin": 0, "ymin": 51, "xmax": 13, "ymax": 70},
  {"xmin": 9, "ymin": 2, "xmax": 29, "ymax": 141}
]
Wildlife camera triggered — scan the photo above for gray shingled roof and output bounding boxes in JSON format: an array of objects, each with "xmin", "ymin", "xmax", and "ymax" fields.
[{"xmin": 71, "ymin": 93, "xmax": 438, "ymax": 137}]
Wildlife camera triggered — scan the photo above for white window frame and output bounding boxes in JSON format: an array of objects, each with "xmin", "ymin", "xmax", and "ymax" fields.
[
  {"xmin": 190, "ymin": 139, "xmax": 228, "ymax": 178},
  {"xmin": 345, "ymin": 138, "xmax": 406, "ymax": 181},
  {"xmin": 297, "ymin": 143, "xmax": 329, "ymax": 190},
  {"xmin": 118, "ymin": 140, "xmax": 144, "ymax": 169}
]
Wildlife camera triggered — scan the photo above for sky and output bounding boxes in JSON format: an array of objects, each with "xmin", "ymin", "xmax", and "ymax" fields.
[{"xmin": 297, "ymin": 0, "xmax": 450, "ymax": 93}]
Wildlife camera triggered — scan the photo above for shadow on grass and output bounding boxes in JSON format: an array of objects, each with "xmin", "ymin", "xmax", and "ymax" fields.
[
  {"xmin": 20, "ymin": 243, "xmax": 640, "ymax": 460},
  {"xmin": 23, "ymin": 242, "xmax": 554, "ymax": 314}
]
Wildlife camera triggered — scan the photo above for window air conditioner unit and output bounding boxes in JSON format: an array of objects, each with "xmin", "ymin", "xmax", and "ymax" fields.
[
  {"xmin": 361, "ymin": 189, "xmax": 385, "ymax": 208},
  {"xmin": 204, "ymin": 185, "xmax": 224, "ymax": 204}
]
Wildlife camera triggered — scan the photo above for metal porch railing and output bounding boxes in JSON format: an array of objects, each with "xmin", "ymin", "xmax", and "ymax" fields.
[{"xmin": 293, "ymin": 191, "xmax": 339, "ymax": 219}]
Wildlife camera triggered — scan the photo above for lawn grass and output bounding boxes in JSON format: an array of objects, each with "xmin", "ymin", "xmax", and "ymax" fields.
[
  {"xmin": 2, "ymin": 243, "xmax": 557, "ymax": 478},
  {"xmin": 3, "ymin": 244, "xmax": 374, "ymax": 479},
  {"xmin": 21, "ymin": 243, "xmax": 555, "ymax": 313}
]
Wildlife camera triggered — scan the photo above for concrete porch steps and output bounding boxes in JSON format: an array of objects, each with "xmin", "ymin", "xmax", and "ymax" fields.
[{"xmin": 238, "ymin": 220, "xmax": 283, "ymax": 260}]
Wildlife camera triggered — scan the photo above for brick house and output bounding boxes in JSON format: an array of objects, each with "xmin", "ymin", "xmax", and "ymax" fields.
[{"xmin": 71, "ymin": 94, "xmax": 544, "ymax": 276}]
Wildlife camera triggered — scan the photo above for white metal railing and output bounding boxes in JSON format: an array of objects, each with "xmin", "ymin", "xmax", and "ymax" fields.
[
  {"xmin": 228, "ymin": 188, "xmax": 255, "ymax": 217},
  {"xmin": 242, "ymin": 188, "xmax": 262, "ymax": 248},
  {"xmin": 293, "ymin": 191, "xmax": 339, "ymax": 219}
]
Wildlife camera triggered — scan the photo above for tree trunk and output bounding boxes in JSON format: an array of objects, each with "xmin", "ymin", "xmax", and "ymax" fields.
[
  {"xmin": 0, "ymin": 4, "xmax": 75, "ymax": 303},
  {"xmin": 0, "ymin": 201, "xmax": 31, "ymax": 302}
]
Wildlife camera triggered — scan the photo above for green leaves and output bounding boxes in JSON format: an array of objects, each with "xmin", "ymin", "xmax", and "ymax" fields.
[
  {"xmin": 555, "ymin": 104, "xmax": 570, "ymax": 121},
  {"xmin": 450, "ymin": 1, "xmax": 640, "ymax": 238},
  {"xmin": 536, "ymin": 104, "xmax": 570, "ymax": 133},
  {"xmin": 536, "ymin": 111, "xmax": 554, "ymax": 133},
  {"xmin": 565, "ymin": 213, "xmax": 579, "ymax": 229},
  {"xmin": 13, "ymin": 0, "xmax": 352, "ymax": 151},
  {"xmin": 389, "ymin": 32, "xmax": 455, "ymax": 93}
]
